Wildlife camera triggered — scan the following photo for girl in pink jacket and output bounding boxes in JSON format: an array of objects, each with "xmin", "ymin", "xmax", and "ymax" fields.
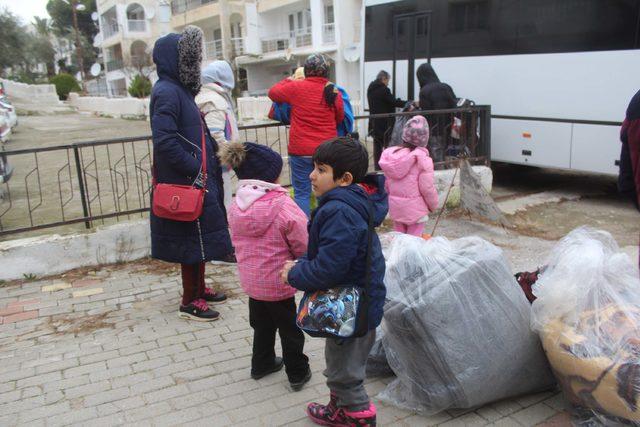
[
  {"xmin": 379, "ymin": 115, "xmax": 439, "ymax": 236},
  {"xmin": 219, "ymin": 141, "xmax": 311, "ymax": 391}
]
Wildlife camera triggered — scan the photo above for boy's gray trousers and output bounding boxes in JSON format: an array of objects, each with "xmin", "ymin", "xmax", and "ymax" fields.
[{"xmin": 324, "ymin": 329, "xmax": 376, "ymax": 411}]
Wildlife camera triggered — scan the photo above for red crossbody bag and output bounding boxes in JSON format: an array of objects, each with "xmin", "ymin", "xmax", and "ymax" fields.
[{"xmin": 152, "ymin": 127, "xmax": 207, "ymax": 222}]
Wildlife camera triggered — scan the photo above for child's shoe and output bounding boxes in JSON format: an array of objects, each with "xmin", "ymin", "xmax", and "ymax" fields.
[
  {"xmin": 289, "ymin": 368, "xmax": 312, "ymax": 391},
  {"xmin": 178, "ymin": 299, "xmax": 219, "ymax": 322},
  {"xmin": 250, "ymin": 357, "xmax": 284, "ymax": 379},
  {"xmin": 307, "ymin": 398, "xmax": 376, "ymax": 426},
  {"xmin": 203, "ymin": 287, "xmax": 228, "ymax": 304}
]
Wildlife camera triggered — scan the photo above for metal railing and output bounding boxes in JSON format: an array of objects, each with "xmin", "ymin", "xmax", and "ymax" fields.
[
  {"xmin": 105, "ymin": 59, "xmax": 124, "ymax": 72},
  {"xmin": 231, "ymin": 37, "xmax": 244, "ymax": 56},
  {"xmin": 102, "ymin": 22, "xmax": 119, "ymax": 39},
  {"xmin": 127, "ymin": 19, "xmax": 146, "ymax": 32},
  {"xmin": 261, "ymin": 29, "xmax": 312, "ymax": 53},
  {"xmin": 171, "ymin": 0, "xmax": 217, "ymax": 14},
  {"xmin": 204, "ymin": 40, "xmax": 223, "ymax": 61},
  {"xmin": 0, "ymin": 107, "xmax": 490, "ymax": 239},
  {"xmin": 323, "ymin": 23, "xmax": 335, "ymax": 44}
]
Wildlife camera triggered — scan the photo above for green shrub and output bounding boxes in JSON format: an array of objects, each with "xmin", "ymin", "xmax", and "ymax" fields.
[
  {"xmin": 128, "ymin": 75, "xmax": 152, "ymax": 98},
  {"xmin": 49, "ymin": 73, "xmax": 81, "ymax": 100}
]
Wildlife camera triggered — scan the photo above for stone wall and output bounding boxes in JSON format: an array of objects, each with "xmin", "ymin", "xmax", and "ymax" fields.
[
  {"xmin": 67, "ymin": 93, "xmax": 150, "ymax": 119},
  {"xmin": 1, "ymin": 79, "xmax": 60, "ymax": 105}
]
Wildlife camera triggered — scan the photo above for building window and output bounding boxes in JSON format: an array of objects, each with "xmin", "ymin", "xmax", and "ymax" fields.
[
  {"xmin": 448, "ymin": 0, "xmax": 489, "ymax": 32},
  {"xmin": 325, "ymin": 4, "xmax": 334, "ymax": 24}
]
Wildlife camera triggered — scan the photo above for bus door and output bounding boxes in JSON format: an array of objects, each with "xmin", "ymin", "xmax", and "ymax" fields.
[{"xmin": 392, "ymin": 11, "xmax": 432, "ymax": 101}]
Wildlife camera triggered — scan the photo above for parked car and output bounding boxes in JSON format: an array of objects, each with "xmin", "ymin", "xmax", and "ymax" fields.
[
  {"xmin": 0, "ymin": 113, "xmax": 10, "ymax": 143},
  {"xmin": 0, "ymin": 148, "xmax": 13, "ymax": 186},
  {"xmin": 0, "ymin": 101, "xmax": 17, "ymax": 129}
]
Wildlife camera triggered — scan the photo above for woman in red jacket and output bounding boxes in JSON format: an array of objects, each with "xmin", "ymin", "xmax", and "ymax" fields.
[{"xmin": 268, "ymin": 54, "xmax": 344, "ymax": 217}]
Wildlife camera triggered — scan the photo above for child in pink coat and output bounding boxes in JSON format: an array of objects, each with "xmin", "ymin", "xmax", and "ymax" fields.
[
  {"xmin": 379, "ymin": 115, "xmax": 439, "ymax": 236},
  {"xmin": 219, "ymin": 141, "xmax": 312, "ymax": 391}
]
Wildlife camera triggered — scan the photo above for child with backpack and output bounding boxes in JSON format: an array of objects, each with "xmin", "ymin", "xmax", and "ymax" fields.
[
  {"xmin": 219, "ymin": 141, "xmax": 312, "ymax": 391},
  {"xmin": 379, "ymin": 115, "xmax": 439, "ymax": 236},
  {"xmin": 280, "ymin": 137, "xmax": 388, "ymax": 426}
]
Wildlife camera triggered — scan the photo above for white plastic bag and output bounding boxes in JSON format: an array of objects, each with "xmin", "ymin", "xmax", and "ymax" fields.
[
  {"xmin": 379, "ymin": 233, "xmax": 554, "ymax": 414},
  {"xmin": 531, "ymin": 227, "xmax": 640, "ymax": 424}
]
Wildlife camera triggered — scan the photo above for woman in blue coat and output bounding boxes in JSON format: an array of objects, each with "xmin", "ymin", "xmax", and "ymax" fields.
[{"xmin": 150, "ymin": 26, "xmax": 233, "ymax": 322}]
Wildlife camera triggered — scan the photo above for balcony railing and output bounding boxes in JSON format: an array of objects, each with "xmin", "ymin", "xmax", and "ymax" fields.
[
  {"xmin": 261, "ymin": 29, "xmax": 312, "ymax": 53},
  {"xmin": 231, "ymin": 37, "xmax": 244, "ymax": 56},
  {"xmin": 323, "ymin": 22, "xmax": 335, "ymax": 44},
  {"xmin": 102, "ymin": 21, "xmax": 119, "ymax": 39},
  {"xmin": 171, "ymin": 0, "xmax": 217, "ymax": 14},
  {"xmin": 105, "ymin": 59, "xmax": 124, "ymax": 72},
  {"xmin": 204, "ymin": 40, "xmax": 223, "ymax": 61},
  {"xmin": 261, "ymin": 37, "xmax": 289, "ymax": 53},
  {"xmin": 127, "ymin": 19, "xmax": 146, "ymax": 32}
]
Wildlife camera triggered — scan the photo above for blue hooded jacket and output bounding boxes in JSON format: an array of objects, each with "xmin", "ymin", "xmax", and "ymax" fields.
[
  {"xmin": 288, "ymin": 174, "xmax": 388, "ymax": 330},
  {"xmin": 270, "ymin": 85, "xmax": 354, "ymax": 136},
  {"xmin": 149, "ymin": 32, "xmax": 232, "ymax": 264}
]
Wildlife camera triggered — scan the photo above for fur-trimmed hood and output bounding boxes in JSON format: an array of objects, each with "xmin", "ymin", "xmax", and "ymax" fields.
[{"xmin": 152, "ymin": 26, "xmax": 203, "ymax": 96}]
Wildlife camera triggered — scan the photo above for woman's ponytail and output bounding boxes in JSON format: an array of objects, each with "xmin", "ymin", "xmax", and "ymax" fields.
[{"xmin": 323, "ymin": 83, "xmax": 338, "ymax": 108}]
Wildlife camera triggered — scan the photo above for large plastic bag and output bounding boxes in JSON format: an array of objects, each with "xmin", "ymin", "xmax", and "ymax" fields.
[
  {"xmin": 531, "ymin": 227, "xmax": 640, "ymax": 424},
  {"xmin": 387, "ymin": 103, "xmax": 417, "ymax": 147},
  {"xmin": 366, "ymin": 327, "xmax": 393, "ymax": 377},
  {"xmin": 379, "ymin": 233, "xmax": 555, "ymax": 414}
]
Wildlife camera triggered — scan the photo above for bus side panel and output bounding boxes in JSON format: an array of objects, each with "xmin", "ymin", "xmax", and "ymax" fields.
[
  {"xmin": 424, "ymin": 51, "xmax": 640, "ymax": 123},
  {"xmin": 571, "ymin": 124, "xmax": 621, "ymax": 175},
  {"xmin": 491, "ymin": 119, "xmax": 572, "ymax": 169}
]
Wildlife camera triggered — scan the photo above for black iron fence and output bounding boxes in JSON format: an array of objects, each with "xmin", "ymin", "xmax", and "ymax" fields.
[{"xmin": 0, "ymin": 106, "xmax": 490, "ymax": 239}]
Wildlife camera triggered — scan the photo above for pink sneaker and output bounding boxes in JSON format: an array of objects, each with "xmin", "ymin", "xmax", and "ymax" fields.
[{"xmin": 307, "ymin": 399, "xmax": 376, "ymax": 427}]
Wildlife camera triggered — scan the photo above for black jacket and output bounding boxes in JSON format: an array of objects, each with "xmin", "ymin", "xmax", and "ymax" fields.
[
  {"xmin": 417, "ymin": 63, "xmax": 457, "ymax": 137},
  {"xmin": 367, "ymin": 80, "xmax": 405, "ymax": 135}
]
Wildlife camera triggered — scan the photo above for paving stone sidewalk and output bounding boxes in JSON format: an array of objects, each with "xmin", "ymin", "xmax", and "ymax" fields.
[{"xmin": 0, "ymin": 258, "xmax": 568, "ymax": 426}]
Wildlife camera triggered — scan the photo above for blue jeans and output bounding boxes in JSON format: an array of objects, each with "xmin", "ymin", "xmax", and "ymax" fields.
[{"xmin": 289, "ymin": 155, "xmax": 314, "ymax": 218}]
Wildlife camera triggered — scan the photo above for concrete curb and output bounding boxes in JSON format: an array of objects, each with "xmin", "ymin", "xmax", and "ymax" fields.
[{"xmin": 0, "ymin": 220, "xmax": 150, "ymax": 281}]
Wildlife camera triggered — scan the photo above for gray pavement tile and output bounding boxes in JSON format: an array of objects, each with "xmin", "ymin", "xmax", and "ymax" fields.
[{"xmin": 0, "ymin": 257, "xmax": 567, "ymax": 427}]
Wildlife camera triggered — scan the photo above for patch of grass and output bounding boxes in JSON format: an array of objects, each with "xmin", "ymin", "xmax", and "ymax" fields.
[
  {"xmin": 22, "ymin": 273, "xmax": 37, "ymax": 281},
  {"xmin": 121, "ymin": 114, "xmax": 147, "ymax": 121},
  {"xmin": 15, "ymin": 109, "xmax": 42, "ymax": 116}
]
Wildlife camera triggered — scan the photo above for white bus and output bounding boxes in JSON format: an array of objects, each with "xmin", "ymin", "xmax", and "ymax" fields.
[{"xmin": 361, "ymin": 0, "xmax": 640, "ymax": 175}]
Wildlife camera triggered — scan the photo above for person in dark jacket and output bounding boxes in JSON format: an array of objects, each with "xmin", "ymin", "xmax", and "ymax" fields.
[
  {"xmin": 619, "ymin": 89, "xmax": 640, "ymax": 212},
  {"xmin": 416, "ymin": 63, "xmax": 457, "ymax": 163},
  {"xmin": 367, "ymin": 70, "xmax": 405, "ymax": 170},
  {"xmin": 281, "ymin": 137, "xmax": 388, "ymax": 426},
  {"xmin": 150, "ymin": 26, "xmax": 233, "ymax": 322}
]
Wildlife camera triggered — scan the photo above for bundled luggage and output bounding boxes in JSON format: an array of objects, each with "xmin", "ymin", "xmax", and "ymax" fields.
[
  {"xmin": 531, "ymin": 227, "xmax": 640, "ymax": 424},
  {"xmin": 377, "ymin": 233, "xmax": 555, "ymax": 414}
]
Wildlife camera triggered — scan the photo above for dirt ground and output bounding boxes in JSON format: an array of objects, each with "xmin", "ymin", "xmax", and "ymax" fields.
[
  {"xmin": 1, "ymin": 111, "xmax": 638, "ymax": 258},
  {"xmin": 6, "ymin": 112, "xmax": 152, "ymax": 149}
]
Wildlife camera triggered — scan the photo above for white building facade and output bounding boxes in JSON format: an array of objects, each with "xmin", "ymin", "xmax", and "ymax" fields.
[
  {"xmin": 95, "ymin": 0, "xmax": 172, "ymax": 97},
  {"xmin": 236, "ymin": 0, "xmax": 362, "ymax": 103}
]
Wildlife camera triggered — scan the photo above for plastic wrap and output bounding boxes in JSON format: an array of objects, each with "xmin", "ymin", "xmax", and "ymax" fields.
[
  {"xmin": 379, "ymin": 233, "xmax": 555, "ymax": 414},
  {"xmin": 531, "ymin": 227, "xmax": 640, "ymax": 424},
  {"xmin": 366, "ymin": 327, "xmax": 393, "ymax": 377}
]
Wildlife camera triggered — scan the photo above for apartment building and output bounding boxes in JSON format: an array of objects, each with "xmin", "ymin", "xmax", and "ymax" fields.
[
  {"xmin": 237, "ymin": 0, "xmax": 362, "ymax": 102},
  {"xmin": 95, "ymin": 0, "xmax": 172, "ymax": 97},
  {"xmin": 170, "ymin": 0, "xmax": 248, "ymax": 65}
]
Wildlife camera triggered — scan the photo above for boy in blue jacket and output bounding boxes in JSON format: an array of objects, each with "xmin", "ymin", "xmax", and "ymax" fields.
[{"xmin": 280, "ymin": 137, "xmax": 388, "ymax": 427}]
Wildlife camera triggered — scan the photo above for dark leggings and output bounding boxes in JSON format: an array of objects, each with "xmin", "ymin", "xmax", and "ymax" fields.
[{"xmin": 180, "ymin": 262, "xmax": 205, "ymax": 305}]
